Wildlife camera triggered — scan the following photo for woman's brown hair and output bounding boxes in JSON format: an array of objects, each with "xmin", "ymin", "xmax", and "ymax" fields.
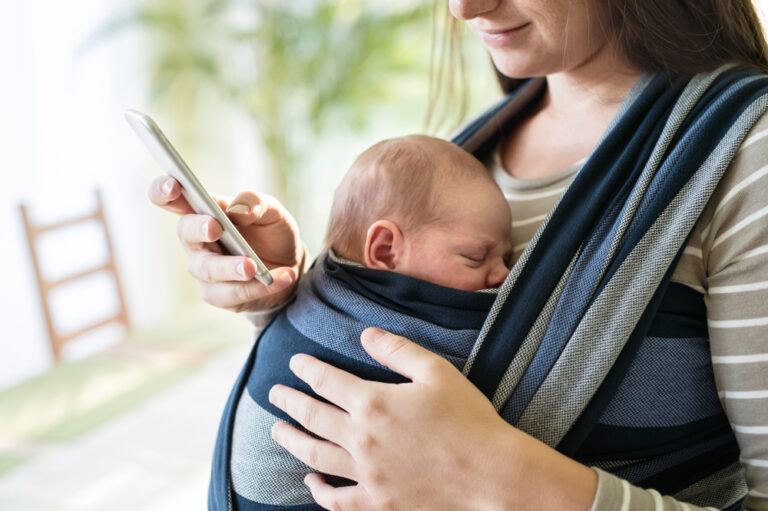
[
  {"xmin": 605, "ymin": 0, "xmax": 768, "ymax": 78},
  {"xmin": 429, "ymin": 0, "xmax": 768, "ymax": 117}
]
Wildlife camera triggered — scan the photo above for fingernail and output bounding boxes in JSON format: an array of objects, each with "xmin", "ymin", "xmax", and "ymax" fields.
[
  {"xmin": 226, "ymin": 204, "xmax": 250, "ymax": 215},
  {"xmin": 279, "ymin": 271, "xmax": 295, "ymax": 286},
  {"xmin": 289, "ymin": 354, "xmax": 304, "ymax": 372},
  {"xmin": 201, "ymin": 222, "xmax": 210, "ymax": 241},
  {"xmin": 362, "ymin": 328, "xmax": 386, "ymax": 343},
  {"xmin": 161, "ymin": 179, "xmax": 173, "ymax": 197},
  {"xmin": 236, "ymin": 261, "xmax": 246, "ymax": 279},
  {"xmin": 304, "ymin": 474, "xmax": 318, "ymax": 487},
  {"xmin": 268, "ymin": 386, "xmax": 279, "ymax": 404}
]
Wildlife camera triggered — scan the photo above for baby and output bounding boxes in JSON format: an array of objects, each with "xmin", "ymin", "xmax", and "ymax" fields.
[
  {"xmin": 209, "ymin": 135, "xmax": 513, "ymax": 511},
  {"xmin": 326, "ymin": 134, "xmax": 512, "ymax": 290}
]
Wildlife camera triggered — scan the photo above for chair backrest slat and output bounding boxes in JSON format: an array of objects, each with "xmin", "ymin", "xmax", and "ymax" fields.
[{"xmin": 19, "ymin": 189, "xmax": 130, "ymax": 360}]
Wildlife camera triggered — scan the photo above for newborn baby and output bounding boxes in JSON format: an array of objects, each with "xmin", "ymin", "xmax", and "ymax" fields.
[
  {"xmin": 209, "ymin": 135, "xmax": 513, "ymax": 511},
  {"xmin": 326, "ymin": 134, "xmax": 512, "ymax": 290}
]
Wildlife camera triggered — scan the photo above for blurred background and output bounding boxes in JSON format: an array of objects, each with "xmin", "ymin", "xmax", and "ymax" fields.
[{"xmin": 0, "ymin": 0, "xmax": 499, "ymax": 509}]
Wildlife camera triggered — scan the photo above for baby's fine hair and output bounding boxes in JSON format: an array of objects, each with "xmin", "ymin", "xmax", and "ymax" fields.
[{"xmin": 325, "ymin": 134, "xmax": 490, "ymax": 262}]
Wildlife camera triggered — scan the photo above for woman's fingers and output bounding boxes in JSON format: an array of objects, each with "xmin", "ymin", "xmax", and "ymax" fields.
[
  {"xmin": 269, "ymin": 384, "xmax": 349, "ymax": 442},
  {"xmin": 211, "ymin": 190, "xmax": 302, "ymax": 269},
  {"xmin": 147, "ymin": 176, "xmax": 194, "ymax": 215},
  {"xmin": 288, "ymin": 354, "xmax": 370, "ymax": 412},
  {"xmin": 271, "ymin": 421, "xmax": 357, "ymax": 481},
  {"xmin": 225, "ymin": 191, "xmax": 288, "ymax": 227},
  {"xmin": 196, "ymin": 267, "xmax": 297, "ymax": 309},
  {"xmin": 360, "ymin": 327, "xmax": 450, "ymax": 383},
  {"xmin": 149, "ymin": 175, "xmax": 234, "ymax": 216},
  {"xmin": 176, "ymin": 209, "xmax": 298, "ymax": 311},
  {"xmin": 186, "ymin": 251, "xmax": 253, "ymax": 283},
  {"xmin": 149, "ymin": 180, "xmax": 302, "ymax": 312},
  {"xmin": 176, "ymin": 213, "xmax": 226, "ymax": 252},
  {"xmin": 304, "ymin": 473, "xmax": 366, "ymax": 511},
  {"xmin": 269, "ymin": 330, "xmax": 516, "ymax": 509}
]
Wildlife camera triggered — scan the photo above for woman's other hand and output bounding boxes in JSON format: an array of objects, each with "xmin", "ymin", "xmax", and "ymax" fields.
[
  {"xmin": 148, "ymin": 175, "xmax": 304, "ymax": 312},
  {"xmin": 268, "ymin": 328, "xmax": 515, "ymax": 510},
  {"xmin": 268, "ymin": 328, "xmax": 598, "ymax": 511}
]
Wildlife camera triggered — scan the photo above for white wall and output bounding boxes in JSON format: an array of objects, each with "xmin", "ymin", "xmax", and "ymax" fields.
[
  {"xmin": 0, "ymin": 0, "xmax": 498, "ymax": 390},
  {"xmin": 0, "ymin": 0, "xmax": 272, "ymax": 389}
]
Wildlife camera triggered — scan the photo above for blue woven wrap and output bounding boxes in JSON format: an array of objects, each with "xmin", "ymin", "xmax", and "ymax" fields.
[
  {"xmin": 209, "ymin": 66, "xmax": 768, "ymax": 511},
  {"xmin": 215, "ymin": 253, "xmax": 497, "ymax": 510}
]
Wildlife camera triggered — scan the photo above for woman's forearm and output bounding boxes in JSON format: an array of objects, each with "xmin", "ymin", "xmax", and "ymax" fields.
[{"xmin": 478, "ymin": 426, "xmax": 598, "ymax": 511}]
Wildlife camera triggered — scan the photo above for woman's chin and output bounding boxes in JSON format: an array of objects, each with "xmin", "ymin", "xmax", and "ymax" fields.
[{"xmin": 487, "ymin": 52, "xmax": 554, "ymax": 80}]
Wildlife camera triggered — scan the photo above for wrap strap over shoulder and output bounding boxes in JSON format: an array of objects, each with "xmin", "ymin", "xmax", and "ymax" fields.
[{"xmin": 453, "ymin": 66, "xmax": 768, "ymax": 468}]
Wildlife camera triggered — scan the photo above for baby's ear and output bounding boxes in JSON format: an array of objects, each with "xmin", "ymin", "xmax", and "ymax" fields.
[{"xmin": 364, "ymin": 220, "xmax": 404, "ymax": 271}]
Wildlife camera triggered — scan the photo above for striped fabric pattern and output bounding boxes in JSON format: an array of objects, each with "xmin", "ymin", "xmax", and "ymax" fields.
[
  {"xmin": 463, "ymin": 67, "xmax": 766, "ymax": 421},
  {"xmin": 491, "ymin": 98, "xmax": 768, "ymax": 511},
  {"xmin": 470, "ymin": 69, "xmax": 768, "ymax": 510},
  {"xmin": 216, "ymin": 253, "xmax": 497, "ymax": 510},
  {"xmin": 213, "ymin": 66, "xmax": 768, "ymax": 511},
  {"xmin": 489, "ymin": 91, "xmax": 768, "ymax": 511}
]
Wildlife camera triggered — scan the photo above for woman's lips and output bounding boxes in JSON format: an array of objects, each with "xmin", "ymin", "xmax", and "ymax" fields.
[{"xmin": 477, "ymin": 23, "xmax": 531, "ymax": 48}]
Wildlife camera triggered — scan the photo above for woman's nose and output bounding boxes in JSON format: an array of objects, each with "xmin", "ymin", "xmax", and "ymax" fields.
[{"xmin": 449, "ymin": 0, "xmax": 499, "ymax": 20}]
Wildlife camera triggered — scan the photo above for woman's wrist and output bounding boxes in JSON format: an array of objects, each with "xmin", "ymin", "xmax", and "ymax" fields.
[
  {"xmin": 242, "ymin": 243, "xmax": 307, "ymax": 312},
  {"xmin": 476, "ymin": 425, "xmax": 598, "ymax": 511}
]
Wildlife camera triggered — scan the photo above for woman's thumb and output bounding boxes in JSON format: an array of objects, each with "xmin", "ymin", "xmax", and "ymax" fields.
[{"xmin": 360, "ymin": 327, "xmax": 444, "ymax": 382}]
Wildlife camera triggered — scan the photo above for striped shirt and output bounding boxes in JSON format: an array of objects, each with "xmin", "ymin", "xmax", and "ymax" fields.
[{"xmin": 491, "ymin": 111, "xmax": 768, "ymax": 511}]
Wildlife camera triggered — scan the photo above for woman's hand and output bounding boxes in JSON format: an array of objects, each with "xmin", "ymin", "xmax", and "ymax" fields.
[
  {"xmin": 148, "ymin": 175, "xmax": 304, "ymax": 312},
  {"xmin": 268, "ymin": 328, "xmax": 598, "ymax": 511},
  {"xmin": 268, "ymin": 328, "xmax": 514, "ymax": 510}
]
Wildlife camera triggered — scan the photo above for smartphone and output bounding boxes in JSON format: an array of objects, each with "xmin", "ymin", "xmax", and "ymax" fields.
[{"xmin": 124, "ymin": 109, "xmax": 274, "ymax": 286}]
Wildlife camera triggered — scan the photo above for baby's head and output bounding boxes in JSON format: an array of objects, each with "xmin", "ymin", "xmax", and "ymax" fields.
[{"xmin": 326, "ymin": 135, "xmax": 512, "ymax": 291}]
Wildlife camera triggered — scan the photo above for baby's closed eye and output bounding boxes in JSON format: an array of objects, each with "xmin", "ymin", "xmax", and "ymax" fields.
[{"xmin": 459, "ymin": 252, "xmax": 486, "ymax": 267}]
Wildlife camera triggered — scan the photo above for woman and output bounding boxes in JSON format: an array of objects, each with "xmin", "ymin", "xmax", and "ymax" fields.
[{"xmin": 150, "ymin": 0, "xmax": 768, "ymax": 509}]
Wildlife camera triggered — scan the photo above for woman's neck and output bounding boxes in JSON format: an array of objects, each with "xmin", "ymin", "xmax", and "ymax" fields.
[
  {"xmin": 542, "ymin": 45, "xmax": 642, "ymax": 119},
  {"xmin": 498, "ymin": 46, "xmax": 643, "ymax": 181}
]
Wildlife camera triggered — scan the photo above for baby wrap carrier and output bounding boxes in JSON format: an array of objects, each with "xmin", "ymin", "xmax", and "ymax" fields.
[
  {"xmin": 209, "ymin": 65, "xmax": 768, "ymax": 510},
  {"xmin": 213, "ymin": 253, "xmax": 497, "ymax": 510}
]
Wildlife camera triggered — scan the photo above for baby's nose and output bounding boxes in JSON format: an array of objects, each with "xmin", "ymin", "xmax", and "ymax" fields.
[{"xmin": 486, "ymin": 261, "xmax": 510, "ymax": 288}]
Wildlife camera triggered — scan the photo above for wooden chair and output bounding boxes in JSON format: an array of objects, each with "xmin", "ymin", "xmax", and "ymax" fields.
[{"xmin": 19, "ymin": 189, "xmax": 130, "ymax": 360}]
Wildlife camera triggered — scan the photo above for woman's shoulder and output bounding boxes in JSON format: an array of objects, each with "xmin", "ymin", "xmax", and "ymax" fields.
[
  {"xmin": 692, "ymin": 108, "xmax": 768, "ymax": 273},
  {"xmin": 673, "ymin": 109, "xmax": 768, "ymax": 289}
]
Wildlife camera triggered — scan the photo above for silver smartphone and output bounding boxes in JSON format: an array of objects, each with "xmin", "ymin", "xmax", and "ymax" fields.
[{"xmin": 124, "ymin": 109, "xmax": 274, "ymax": 286}]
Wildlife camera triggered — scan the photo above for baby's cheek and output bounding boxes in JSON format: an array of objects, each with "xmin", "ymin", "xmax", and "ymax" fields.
[{"xmin": 451, "ymin": 268, "xmax": 488, "ymax": 292}]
